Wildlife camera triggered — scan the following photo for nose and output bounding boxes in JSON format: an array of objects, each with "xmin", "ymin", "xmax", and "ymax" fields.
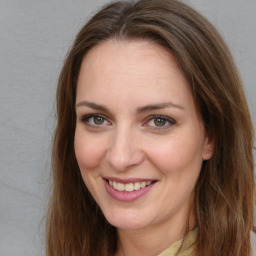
[{"xmin": 106, "ymin": 126, "xmax": 145, "ymax": 171}]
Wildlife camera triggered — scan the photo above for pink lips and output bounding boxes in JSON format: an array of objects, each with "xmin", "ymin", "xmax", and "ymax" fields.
[{"xmin": 103, "ymin": 178, "xmax": 157, "ymax": 202}]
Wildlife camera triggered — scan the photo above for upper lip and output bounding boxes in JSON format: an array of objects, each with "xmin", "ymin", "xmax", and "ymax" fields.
[{"xmin": 103, "ymin": 176, "xmax": 157, "ymax": 184}]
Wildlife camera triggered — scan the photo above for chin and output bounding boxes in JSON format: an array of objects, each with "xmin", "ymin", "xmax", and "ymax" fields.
[
  {"xmin": 109, "ymin": 219, "xmax": 148, "ymax": 231},
  {"xmin": 104, "ymin": 209, "xmax": 154, "ymax": 231}
]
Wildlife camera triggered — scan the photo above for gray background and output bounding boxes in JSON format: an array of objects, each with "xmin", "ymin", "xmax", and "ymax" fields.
[{"xmin": 0, "ymin": 1, "xmax": 255, "ymax": 256}]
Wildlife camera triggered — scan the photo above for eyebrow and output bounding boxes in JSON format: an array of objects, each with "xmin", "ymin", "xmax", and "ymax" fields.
[
  {"xmin": 75, "ymin": 101, "xmax": 184, "ymax": 113},
  {"xmin": 136, "ymin": 102, "xmax": 184, "ymax": 113},
  {"xmin": 76, "ymin": 101, "xmax": 109, "ymax": 112}
]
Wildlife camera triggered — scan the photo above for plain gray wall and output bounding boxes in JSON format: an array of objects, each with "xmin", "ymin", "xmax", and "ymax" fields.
[{"xmin": 0, "ymin": 1, "xmax": 255, "ymax": 256}]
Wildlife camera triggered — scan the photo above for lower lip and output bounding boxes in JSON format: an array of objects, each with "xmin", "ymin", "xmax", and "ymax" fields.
[{"xmin": 104, "ymin": 180, "xmax": 156, "ymax": 202}]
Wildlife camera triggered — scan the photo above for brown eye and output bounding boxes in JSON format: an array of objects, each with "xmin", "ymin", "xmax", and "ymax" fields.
[
  {"xmin": 81, "ymin": 114, "xmax": 110, "ymax": 128},
  {"xmin": 94, "ymin": 116, "xmax": 105, "ymax": 125},
  {"xmin": 154, "ymin": 118, "xmax": 166, "ymax": 127},
  {"xmin": 145, "ymin": 115, "xmax": 176, "ymax": 130}
]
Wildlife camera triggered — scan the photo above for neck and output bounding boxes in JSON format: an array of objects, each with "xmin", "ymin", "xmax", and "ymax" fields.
[{"xmin": 115, "ymin": 206, "xmax": 196, "ymax": 256}]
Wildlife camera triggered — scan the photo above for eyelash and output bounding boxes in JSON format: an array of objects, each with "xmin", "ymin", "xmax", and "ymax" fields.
[
  {"xmin": 80, "ymin": 114, "xmax": 110, "ymax": 128},
  {"xmin": 80, "ymin": 114, "xmax": 176, "ymax": 130},
  {"xmin": 144, "ymin": 115, "xmax": 176, "ymax": 130}
]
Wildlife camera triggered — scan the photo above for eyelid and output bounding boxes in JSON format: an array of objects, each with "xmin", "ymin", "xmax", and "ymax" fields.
[
  {"xmin": 79, "ymin": 113, "xmax": 176, "ymax": 131},
  {"xmin": 80, "ymin": 113, "xmax": 111, "ymax": 127},
  {"xmin": 143, "ymin": 115, "xmax": 176, "ymax": 129}
]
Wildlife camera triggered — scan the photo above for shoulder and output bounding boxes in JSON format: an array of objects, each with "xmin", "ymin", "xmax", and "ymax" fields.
[{"xmin": 251, "ymin": 231, "xmax": 256, "ymax": 256}]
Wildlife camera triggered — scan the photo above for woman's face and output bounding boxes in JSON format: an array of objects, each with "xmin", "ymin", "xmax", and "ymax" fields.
[{"xmin": 75, "ymin": 40, "xmax": 212, "ymax": 232}]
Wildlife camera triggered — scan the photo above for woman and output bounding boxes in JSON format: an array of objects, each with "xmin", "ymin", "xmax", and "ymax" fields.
[{"xmin": 46, "ymin": 0, "xmax": 255, "ymax": 255}]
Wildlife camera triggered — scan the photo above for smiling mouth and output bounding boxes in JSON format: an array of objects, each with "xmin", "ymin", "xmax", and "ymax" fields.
[{"xmin": 106, "ymin": 179, "xmax": 155, "ymax": 192}]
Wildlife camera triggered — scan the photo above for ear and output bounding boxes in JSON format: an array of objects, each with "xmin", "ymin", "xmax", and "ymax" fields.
[{"xmin": 201, "ymin": 134, "xmax": 214, "ymax": 160}]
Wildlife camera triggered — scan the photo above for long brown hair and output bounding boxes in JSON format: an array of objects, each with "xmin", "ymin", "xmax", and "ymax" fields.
[{"xmin": 46, "ymin": 0, "xmax": 255, "ymax": 255}]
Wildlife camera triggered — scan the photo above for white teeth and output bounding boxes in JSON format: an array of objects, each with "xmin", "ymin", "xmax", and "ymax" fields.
[
  {"xmin": 116, "ymin": 183, "xmax": 125, "ymax": 191},
  {"xmin": 108, "ymin": 180, "xmax": 153, "ymax": 192},
  {"xmin": 125, "ymin": 183, "xmax": 134, "ymax": 192},
  {"xmin": 140, "ymin": 181, "xmax": 146, "ymax": 188},
  {"xmin": 134, "ymin": 182, "xmax": 140, "ymax": 191}
]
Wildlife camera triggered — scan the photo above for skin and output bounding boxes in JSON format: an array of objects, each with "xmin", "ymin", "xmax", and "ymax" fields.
[{"xmin": 74, "ymin": 40, "xmax": 213, "ymax": 256}]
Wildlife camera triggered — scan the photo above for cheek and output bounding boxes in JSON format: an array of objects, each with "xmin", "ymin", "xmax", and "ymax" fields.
[
  {"xmin": 147, "ymin": 134, "xmax": 204, "ymax": 176},
  {"xmin": 74, "ymin": 129, "xmax": 107, "ymax": 170}
]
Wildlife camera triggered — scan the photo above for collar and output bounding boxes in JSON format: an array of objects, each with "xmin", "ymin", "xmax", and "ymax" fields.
[{"xmin": 158, "ymin": 227, "xmax": 198, "ymax": 256}]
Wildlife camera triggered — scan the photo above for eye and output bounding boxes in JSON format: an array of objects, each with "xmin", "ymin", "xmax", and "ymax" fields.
[
  {"xmin": 145, "ymin": 115, "xmax": 176, "ymax": 130},
  {"xmin": 152, "ymin": 118, "xmax": 167, "ymax": 127},
  {"xmin": 80, "ymin": 114, "xmax": 110, "ymax": 128},
  {"xmin": 91, "ymin": 116, "xmax": 105, "ymax": 125}
]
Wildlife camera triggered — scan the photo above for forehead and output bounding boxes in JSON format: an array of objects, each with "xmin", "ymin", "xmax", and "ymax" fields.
[
  {"xmin": 79, "ymin": 39, "xmax": 182, "ymax": 80},
  {"xmin": 76, "ymin": 40, "xmax": 194, "ymax": 110}
]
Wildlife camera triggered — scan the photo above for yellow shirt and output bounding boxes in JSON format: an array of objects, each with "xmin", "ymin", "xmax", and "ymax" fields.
[{"xmin": 158, "ymin": 228, "xmax": 197, "ymax": 256}]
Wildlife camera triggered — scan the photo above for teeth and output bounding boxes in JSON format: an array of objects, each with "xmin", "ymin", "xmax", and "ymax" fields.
[
  {"xmin": 108, "ymin": 180, "xmax": 153, "ymax": 192},
  {"xmin": 116, "ymin": 183, "xmax": 124, "ymax": 191},
  {"xmin": 134, "ymin": 182, "xmax": 140, "ymax": 191},
  {"xmin": 140, "ymin": 181, "xmax": 146, "ymax": 188},
  {"xmin": 125, "ymin": 183, "xmax": 133, "ymax": 192}
]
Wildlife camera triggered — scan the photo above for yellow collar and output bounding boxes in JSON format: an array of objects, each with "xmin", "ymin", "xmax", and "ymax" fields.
[{"xmin": 158, "ymin": 228, "xmax": 198, "ymax": 256}]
